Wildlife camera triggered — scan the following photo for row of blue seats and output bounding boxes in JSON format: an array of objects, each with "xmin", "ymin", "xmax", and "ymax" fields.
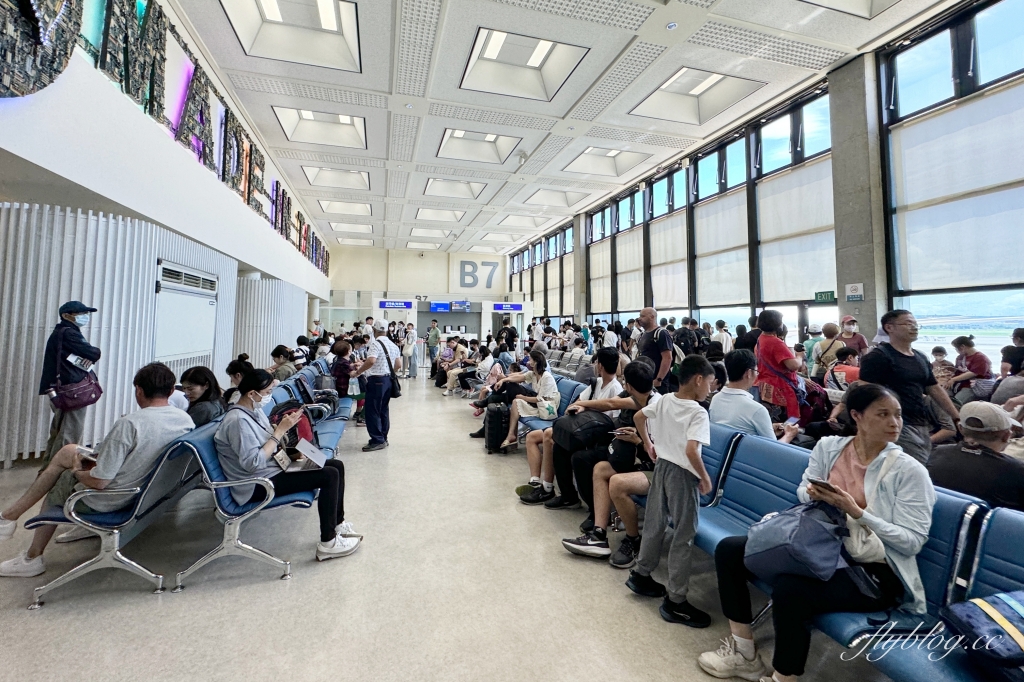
[{"xmin": 22, "ymin": 357, "xmax": 352, "ymax": 609}]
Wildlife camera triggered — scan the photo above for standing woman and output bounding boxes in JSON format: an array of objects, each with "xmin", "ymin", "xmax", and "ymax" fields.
[
  {"xmin": 179, "ymin": 366, "xmax": 227, "ymax": 427},
  {"xmin": 754, "ymin": 309, "xmax": 802, "ymax": 423},
  {"xmin": 945, "ymin": 335, "xmax": 994, "ymax": 404},
  {"xmin": 698, "ymin": 384, "xmax": 934, "ymax": 682},
  {"xmin": 403, "ymin": 322, "xmax": 418, "ymax": 379},
  {"xmin": 214, "ymin": 370, "xmax": 361, "ymax": 561}
]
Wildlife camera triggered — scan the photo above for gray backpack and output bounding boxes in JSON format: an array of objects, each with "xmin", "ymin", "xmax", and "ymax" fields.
[{"xmin": 743, "ymin": 501, "xmax": 850, "ymax": 585}]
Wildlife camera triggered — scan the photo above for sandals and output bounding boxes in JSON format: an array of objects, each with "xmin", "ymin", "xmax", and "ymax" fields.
[
  {"xmin": 499, "ymin": 438, "xmax": 518, "ymax": 449},
  {"xmin": 473, "ymin": 407, "xmax": 485, "ymax": 417}
]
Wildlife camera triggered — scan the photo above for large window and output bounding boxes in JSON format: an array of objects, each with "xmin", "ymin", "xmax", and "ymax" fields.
[
  {"xmin": 976, "ymin": 0, "xmax": 1024, "ymax": 85},
  {"xmin": 894, "ymin": 31, "xmax": 954, "ymax": 117},
  {"xmin": 615, "ymin": 227, "xmax": 644, "ymax": 311},
  {"xmin": 759, "ymin": 115, "xmax": 792, "ymax": 174},
  {"xmin": 649, "ymin": 212, "xmax": 688, "ymax": 310},
  {"xmin": 672, "ymin": 170, "xmax": 687, "ymax": 211},
  {"xmin": 547, "ymin": 235, "xmax": 558, "ymax": 261},
  {"xmin": 652, "ymin": 177, "xmax": 670, "ymax": 218},
  {"xmin": 757, "ymin": 156, "xmax": 837, "ymax": 302},
  {"xmin": 564, "ymin": 226, "xmax": 574, "ymax": 253},
  {"xmin": 562, "ymin": 252, "xmax": 575, "ymax": 316},
  {"xmin": 802, "ymin": 95, "xmax": 831, "ymax": 157},
  {"xmin": 531, "ymin": 265, "xmax": 544, "ymax": 310},
  {"xmin": 618, "ymin": 197, "xmax": 631, "ymax": 232},
  {"xmin": 697, "ymin": 154, "xmax": 719, "ymax": 200},
  {"xmin": 545, "ymin": 260, "xmax": 560, "ymax": 316},
  {"xmin": 725, "ymin": 139, "xmax": 746, "ymax": 189},
  {"xmin": 695, "ymin": 189, "xmax": 749, "ymax": 306},
  {"xmin": 589, "ymin": 239, "xmax": 612, "ymax": 313},
  {"xmin": 533, "ymin": 242, "xmax": 543, "ymax": 265}
]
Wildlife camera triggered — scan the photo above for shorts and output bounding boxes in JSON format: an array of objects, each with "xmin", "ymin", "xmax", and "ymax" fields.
[
  {"xmin": 643, "ymin": 470, "xmax": 654, "ymax": 485},
  {"xmin": 514, "ymin": 398, "xmax": 557, "ymax": 420},
  {"xmin": 45, "ymin": 470, "xmax": 97, "ymax": 514}
]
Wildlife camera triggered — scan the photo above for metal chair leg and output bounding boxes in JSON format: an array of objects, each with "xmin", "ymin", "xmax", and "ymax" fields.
[
  {"xmin": 29, "ymin": 530, "xmax": 164, "ymax": 610},
  {"xmin": 173, "ymin": 517, "xmax": 291, "ymax": 592},
  {"xmin": 751, "ymin": 599, "xmax": 773, "ymax": 627}
]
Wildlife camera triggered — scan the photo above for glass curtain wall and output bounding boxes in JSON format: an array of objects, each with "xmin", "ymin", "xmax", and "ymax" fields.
[
  {"xmin": 545, "ymin": 259, "xmax": 560, "ymax": 318},
  {"xmin": 562, "ymin": 252, "xmax": 575, "ymax": 317},
  {"xmin": 615, "ymin": 227, "xmax": 644, "ymax": 311},
  {"xmin": 649, "ymin": 211, "xmax": 688, "ymax": 311},
  {"xmin": 695, "ymin": 189, "xmax": 749, "ymax": 307},
  {"xmin": 589, "ymin": 239, "xmax": 612, "ymax": 314}
]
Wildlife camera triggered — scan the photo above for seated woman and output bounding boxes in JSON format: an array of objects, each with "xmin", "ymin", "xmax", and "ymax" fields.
[
  {"xmin": 214, "ymin": 370, "xmax": 361, "ymax": 562},
  {"xmin": 754, "ymin": 309, "xmax": 802, "ymax": 423},
  {"xmin": 180, "ymin": 366, "xmax": 227, "ymax": 427},
  {"xmin": 269, "ymin": 345, "xmax": 298, "ymax": 382},
  {"xmin": 945, "ymin": 335, "xmax": 994, "ymax": 405},
  {"xmin": 497, "ymin": 351, "xmax": 561, "ymax": 450},
  {"xmin": 223, "ymin": 354, "xmax": 255, "ymax": 405},
  {"xmin": 697, "ymin": 383, "xmax": 935, "ymax": 682}
]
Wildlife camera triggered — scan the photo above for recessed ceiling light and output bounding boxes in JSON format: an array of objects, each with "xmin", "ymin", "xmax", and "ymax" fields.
[
  {"xmin": 607, "ymin": 150, "xmax": 621, "ymax": 157},
  {"xmin": 258, "ymin": 0, "xmax": 282, "ymax": 22},
  {"xmin": 689, "ymin": 73, "xmax": 724, "ymax": 96},
  {"xmin": 453, "ymin": 130, "xmax": 465, "ymax": 138},
  {"xmin": 527, "ymin": 40, "xmax": 553, "ymax": 67},
  {"xmin": 317, "ymin": 0, "xmax": 337, "ymax": 31},
  {"xmin": 338, "ymin": 114, "xmax": 351, "ymax": 124},
  {"xmin": 338, "ymin": 237, "xmax": 373, "ymax": 247},
  {"xmin": 660, "ymin": 67, "xmax": 688, "ymax": 90},
  {"xmin": 406, "ymin": 103, "xmax": 414, "ymax": 109},
  {"xmin": 584, "ymin": 146, "xmax": 594, "ymax": 154},
  {"xmin": 484, "ymin": 31, "xmax": 506, "ymax": 60},
  {"xmin": 484, "ymin": 134, "xmax": 497, "ymax": 142},
  {"xmin": 300, "ymin": 110, "xmax": 313, "ymax": 120},
  {"xmin": 666, "ymin": 22, "xmax": 678, "ymax": 30}
]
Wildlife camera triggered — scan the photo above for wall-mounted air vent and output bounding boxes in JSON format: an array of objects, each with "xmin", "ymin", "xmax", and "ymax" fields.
[{"xmin": 161, "ymin": 265, "xmax": 217, "ymax": 294}]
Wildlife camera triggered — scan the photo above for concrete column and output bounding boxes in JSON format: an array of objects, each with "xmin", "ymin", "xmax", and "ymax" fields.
[
  {"xmin": 307, "ymin": 296, "xmax": 320, "ymax": 332},
  {"xmin": 573, "ymin": 213, "xmax": 587, "ymax": 320},
  {"xmin": 829, "ymin": 54, "xmax": 890, "ymax": 342}
]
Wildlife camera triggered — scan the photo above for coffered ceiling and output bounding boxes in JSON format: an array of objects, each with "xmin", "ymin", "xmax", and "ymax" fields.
[{"xmin": 171, "ymin": 0, "xmax": 955, "ymax": 255}]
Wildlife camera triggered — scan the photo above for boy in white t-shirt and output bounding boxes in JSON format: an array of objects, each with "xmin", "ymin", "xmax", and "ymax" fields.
[{"xmin": 627, "ymin": 354, "xmax": 716, "ymax": 628}]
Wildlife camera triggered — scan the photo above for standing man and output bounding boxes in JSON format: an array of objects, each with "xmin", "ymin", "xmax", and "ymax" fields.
[
  {"xmin": 353, "ymin": 320, "xmax": 402, "ymax": 452},
  {"xmin": 39, "ymin": 301, "xmax": 102, "ymax": 468},
  {"xmin": 310, "ymin": 318, "xmax": 325, "ymax": 339},
  {"xmin": 361, "ymin": 316, "xmax": 375, "ymax": 339},
  {"xmin": 427, "ymin": 319, "xmax": 442, "ymax": 379},
  {"xmin": 495, "ymin": 318, "xmax": 518, "ymax": 357},
  {"xmin": 637, "ymin": 307, "xmax": 675, "ymax": 395},
  {"xmin": 860, "ymin": 309, "xmax": 961, "ymax": 464}
]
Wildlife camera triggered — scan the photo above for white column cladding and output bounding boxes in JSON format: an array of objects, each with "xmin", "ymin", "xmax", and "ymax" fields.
[
  {"xmin": 308, "ymin": 297, "xmax": 321, "ymax": 331},
  {"xmin": 0, "ymin": 203, "xmax": 238, "ymax": 467},
  {"xmin": 233, "ymin": 277, "xmax": 307, "ymax": 369}
]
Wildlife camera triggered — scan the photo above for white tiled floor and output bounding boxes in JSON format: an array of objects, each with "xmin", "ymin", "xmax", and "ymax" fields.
[{"xmin": 0, "ymin": 377, "xmax": 891, "ymax": 681}]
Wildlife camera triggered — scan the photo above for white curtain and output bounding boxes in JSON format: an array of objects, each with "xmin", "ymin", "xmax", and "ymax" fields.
[
  {"xmin": 589, "ymin": 240, "xmax": 611, "ymax": 313},
  {"xmin": 531, "ymin": 267, "xmax": 543, "ymax": 305},
  {"xmin": 649, "ymin": 212, "xmax": 688, "ymax": 309},
  {"xmin": 615, "ymin": 227, "xmax": 644, "ymax": 311},
  {"xmin": 890, "ymin": 80, "xmax": 1024, "ymax": 289},
  {"xmin": 695, "ymin": 189, "xmax": 749, "ymax": 306},
  {"xmin": 562, "ymin": 253, "xmax": 575, "ymax": 316},
  {"xmin": 545, "ymin": 260, "xmax": 560, "ymax": 316},
  {"xmin": 757, "ymin": 156, "xmax": 837, "ymax": 301}
]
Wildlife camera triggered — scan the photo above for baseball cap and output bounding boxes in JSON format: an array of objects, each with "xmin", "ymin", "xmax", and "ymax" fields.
[
  {"xmin": 808, "ymin": 323, "xmax": 822, "ymax": 334},
  {"xmin": 372, "ymin": 319, "xmax": 387, "ymax": 332},
  {"xmin": 59, "ymin": 301, "xmax": 97, "ymax": 315},
  {"xmin": 841, "ymin": 315, "xmax": 857, "ymax": 324},
  {"xmin": 960, "ymin": 402, "xmax": 1021, "ymax": 432}
]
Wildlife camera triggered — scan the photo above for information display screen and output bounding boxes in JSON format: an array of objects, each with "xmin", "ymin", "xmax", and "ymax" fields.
[{"xmin": 430, "ymin": 302, "xmax": 451, "ymax": 313}]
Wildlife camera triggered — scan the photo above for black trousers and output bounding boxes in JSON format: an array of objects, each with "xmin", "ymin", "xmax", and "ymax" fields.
[
  {"xmin": 715, "ymin": 535, "xmax": 903, "ymax": 676},
  {"xmin": 485, "ymin": 382, "xmax": 536, "ymax": 406},
  {"xmin": 253, "ymin": 460, "xmax": 347, "ymax": 543}
]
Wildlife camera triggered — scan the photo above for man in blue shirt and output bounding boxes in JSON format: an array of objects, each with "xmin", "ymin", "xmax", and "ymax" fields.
[{"xmin": 709, "ymin": 350, "xmax": 798, "ymax": 443}]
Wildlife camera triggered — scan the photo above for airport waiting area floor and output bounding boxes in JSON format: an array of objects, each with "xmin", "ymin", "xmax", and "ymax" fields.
[{"xmin": 0, "ymin": 377, "xmax": 891, "ymax": 682}]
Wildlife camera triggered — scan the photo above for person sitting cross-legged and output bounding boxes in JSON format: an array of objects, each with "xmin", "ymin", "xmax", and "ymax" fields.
[
  {"xmin": 497, "ymin": 351, "xmax": 561, "ymax": 450},
  {"xmin": 0, "ymin": 363, "xmax": 195, "ymax": 576}
]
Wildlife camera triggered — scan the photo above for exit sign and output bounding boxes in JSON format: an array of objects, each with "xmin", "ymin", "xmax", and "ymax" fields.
[{"xmin": 815, "ymin": 291, "xmax": 836, "ymax": 303}]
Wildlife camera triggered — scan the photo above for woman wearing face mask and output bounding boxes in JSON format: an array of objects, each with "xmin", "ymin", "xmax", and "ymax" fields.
[
  {"xmin": 839, "ymin": 315, "xmax": 870, "ymax": 356},
  {"xmin": 214, "ymin": 370, "xmax": 362, "ymax": 561}
]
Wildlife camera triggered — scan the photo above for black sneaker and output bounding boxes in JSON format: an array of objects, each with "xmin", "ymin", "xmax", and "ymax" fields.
[
  {"xmin": 520, "ymin": 486, "xmax": 555, "ymax": 505},
  {"xmin": 579, "ymin": 516, "xmax": 595, "ymax": 534},
  {"xmin": 626, "ymin": 570, "xmax": 666, "ymax": 598},
  {"xmin": 469, "ymin": 427, "xmax": 485, "ymax": 439},
  {"xmin": 514, "ymin": 481, "xmax": 541, "ymax": 496},
  {"xmin": 544, "ymin": 495, "xmax": 582, "ymax": 511},
  {"xmin": 361, "ymin": 442, "xmax": 386, "ymax": 452},
  {"xmin": 659, "ymin": 597, "xmax": 711, "ymax": 628},
  {"xmin": 609, "ymin": 534, "xmax": 641, "ymax": 569},
  {"xmin": 561, "ymin": 529, "xmax": 610, "ymax": 557}
]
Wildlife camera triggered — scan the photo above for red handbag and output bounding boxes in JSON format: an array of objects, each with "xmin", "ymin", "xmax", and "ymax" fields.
[{"xmin": 49, "ymin": 327, "xmax": 102, "ymax": 412}]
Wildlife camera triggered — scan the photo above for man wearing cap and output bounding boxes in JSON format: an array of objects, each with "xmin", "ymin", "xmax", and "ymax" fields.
[
  {"xmin": 804, "ymin": 323, "xmax": 824, "ymax": 366},
  {"xmin": 310, "ymin": 319, "xmax": 325, "ymax": 339},
  {"xmin": 38, "ymin": 302, "xmax": 102, "ymax": 468},
  {"xmin": 839, "ymin": 315, "xmax": 870, "ymax": 356},
  {"xmin": 352, "ymin": 319, "xmax": 402, "ymax": 452},
  {"xmin": 927, "ymin": 402, "xmax": 1024, "ymax": 511}
]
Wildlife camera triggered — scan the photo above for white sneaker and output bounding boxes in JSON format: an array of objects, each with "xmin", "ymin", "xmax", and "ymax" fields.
[
  {"xmin": 0, "ymin": 551, "xmax": 45, "ymax": 577},
  {"xmin": 442, "ymin": 390, "xmax": 453, "ymax": 396},
  {"xmin": 0, "ymin": 515, "xmax": 15, "ymax": 541},
  {"xmin": 335, "ymin": 520, "xmax": 363, "ymax": 538},
  {"xmin": 697, "ymin": 638, "xmax": 768, "ymax": 681},
  {"xmin": 316, "ymin": 534, "xmax": 361, "ymax": 561},
  {"xmin": 56, "ymin": 525, "xmax": 97, "ymax": 543}
]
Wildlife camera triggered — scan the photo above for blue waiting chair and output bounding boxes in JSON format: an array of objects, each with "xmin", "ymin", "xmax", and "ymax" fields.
[
  {"xmin": 171, "ymin": 418, "xmax": 315, "ymax": 592},
  {"xmin": 518, "ymin": 376, "xmax": 586, "ymax": 433},
  {"xmin": 701, "ymin": 425, "xmax": 744, "ymax": 507}
]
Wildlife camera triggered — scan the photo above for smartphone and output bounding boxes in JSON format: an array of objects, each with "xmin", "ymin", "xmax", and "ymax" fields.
[
  {"xmin": 808, "ymin": 477, "xmax": 837, "ymax": 493},
  {"xmin": 609, "ymin": 429, "xmax": 630, "ymax": 435},
  {"xmin": 785, "ymin": 417, "xmax": 800, "ymax": 425},
  {"xmin": 76, "ymin": 446, "xmax": 97, "ymax": 470}
]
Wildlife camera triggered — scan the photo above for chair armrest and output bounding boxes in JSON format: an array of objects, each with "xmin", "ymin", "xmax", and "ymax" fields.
[
  {"xmin": 65, "ymin": 486, "xmax": 142, "ymax": 531},
  {"xmin": 305, "ymin": 404, "xmax": 330, "ymax": 422},
  {"xmin": 208, "ymin": 477, "xmax": 277, "ymax": 516}
]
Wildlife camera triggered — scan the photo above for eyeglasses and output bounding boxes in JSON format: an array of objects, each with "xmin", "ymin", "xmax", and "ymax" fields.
[{"xmin": 892, "ymin": 322, "xmax": 919, "ymax": 330}]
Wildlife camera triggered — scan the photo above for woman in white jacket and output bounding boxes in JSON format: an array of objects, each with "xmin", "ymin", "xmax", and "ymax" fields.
[{"xmin": 697, "ymin": 383, "xmax": 935, "ymax": 682}]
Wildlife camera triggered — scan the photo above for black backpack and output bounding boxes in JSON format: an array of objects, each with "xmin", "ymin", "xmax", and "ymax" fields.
[{"xmin": 673, "ymin": 327, "xmax": 697, "ymax": 356}]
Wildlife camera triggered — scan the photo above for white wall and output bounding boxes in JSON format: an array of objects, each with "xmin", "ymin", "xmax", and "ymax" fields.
[
  {"xmin": 0, "ymin": 51, "xmax": 330, "ymax": 300},
  {"xmin": 0, "ymin": 203, "xmax": 238, "ymax": 466},
  {"xmin": 234, "ymin": 277, "xmax": 308, "ymax": 369},
  {"xmin": 330, "ymin": 247, "xmax": 509, "ymax": 297}
]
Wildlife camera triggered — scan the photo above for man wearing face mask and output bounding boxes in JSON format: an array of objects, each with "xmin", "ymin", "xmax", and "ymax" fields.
[
  {"xmin": 38, "ymin": 301, "xmax": 103, "ymax": 469},
  {"xmin": 838, "ymin": 315, "xmax": 870, "ymax": 357}
]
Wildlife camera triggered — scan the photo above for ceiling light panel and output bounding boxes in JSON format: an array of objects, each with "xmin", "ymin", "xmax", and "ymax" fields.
[
  {"xmin": 469, "ymin": 246, "xmax": 502, "ymax": 253},
  {"xmin": 424, "ymin": 178, "xmax": 486, "ymax": 200},
  {"xmin": 500, "ymin": 215, "xmax": 549, "ymax": 228},
  {"xmin": 220, "ymin": 0, "xmax": 361, "ymax": 72},
  {"xmin": 416, "ymin": 208, "xmax": 466, "ymax": 222},
  {"xmin": 437, "ymin": 128, "xmax": 522, "ymax": 165},
  {"xmin": 796, "ymin": 0, "xmax": 900, "ymax": 19},
  {"xmin": 330, "ymin": 222, "xmax": 374, "ymax": 234},
  {"xmin": 562, "ymin": 147, "xmax": 651, "ymax": 177},
  {"xmin": 407, "ymin": 241, "xmax": 440, "ymax": 250},
  {"xmin": 303, "ymin": 167, "xmax": 371, "ymax": 190},
  {"xmin": 338, "ymin": 237, "xmax": 374, "ymax": 246},
  {"xmin": 461, "ymin": 28, "xmax": 588, "ymax": 102},
  {"xmin": 630, "ymin": 67, "xmax": 765, "ymax": 126},
  {"xmin": 481, "ymin": 233, "xmax": 517, "ymax": 242},
  {"xmin": 273, "ymin": 107, "xmax": 367, "ymax": 149},
  {"xmin": 410, "ymin": 227, "xmax": 452, "ymax": 238},
  {"xmin": 319, "ymin": 200, "xmax": 372, "ymax": 215}
]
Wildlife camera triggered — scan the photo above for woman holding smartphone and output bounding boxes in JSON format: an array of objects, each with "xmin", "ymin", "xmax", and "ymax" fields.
[{"xmin": 697, "ymin": 383, "xmax": 936, "ymax": 682}]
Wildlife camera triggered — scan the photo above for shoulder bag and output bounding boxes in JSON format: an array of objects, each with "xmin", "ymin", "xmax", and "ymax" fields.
[
  {"xmin": 50, "ymin": 327, "xmax": 103, "ymax": 412},
  {"xmin": 378, "ymin": 340, "xmax": 402, "ymax": 399}
]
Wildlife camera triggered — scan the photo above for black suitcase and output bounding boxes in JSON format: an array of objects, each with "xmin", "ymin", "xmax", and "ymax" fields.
[
  {"xmin": 434, "ymin": 367, "xmax": 448, "ymax": 388},
  {"xmin": 484, "ymin": 403, "xmax": 511, "ymax": 454}
]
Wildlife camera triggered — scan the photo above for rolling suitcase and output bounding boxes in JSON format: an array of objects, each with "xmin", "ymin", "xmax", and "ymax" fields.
[{"xmin": 484, "ymin": 403, "xmax": 511, "ymax": 454}]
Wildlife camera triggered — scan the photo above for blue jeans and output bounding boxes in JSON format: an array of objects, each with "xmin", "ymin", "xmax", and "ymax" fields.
[
  {"xmin": 429, "ymin": 345, "xmax": 439, "ymax": 362},
  {"xmin": 364, "ymin": 375, "xmax": 392, "ymax": 445},
  {"xmin": 407, "ymin": 348, "xmax": 418, "ymax": 378}
]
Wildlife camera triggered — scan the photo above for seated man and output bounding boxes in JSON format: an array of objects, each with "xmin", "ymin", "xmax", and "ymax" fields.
[
  {"xmin": 0, "ymin": 363, "xmax": 194, "ymax": 577},
  {"xmin": 434, "ymin": 337, "xmax": 465, "ymax": 388},
  {"xmin": 443, "ymin": 339, "xmax": 480, "ymax": 396},
  {"xmin": 709, "ymin": 350, "xmax": 798, "ymax": 444},
  {"xmin": 518, "ymin": 348, "xmax": 623, "ymax": 507},
  {"xmin": 928, "ymin": 401, "xmax": 1024, "ymax": 510},
  {"xmin": 824, "ymin": 347, "xmax": 861, "ymax": 391},
  {"xmin": 566, "ymin": 337, "xmax": 586, "ymax": 361}
]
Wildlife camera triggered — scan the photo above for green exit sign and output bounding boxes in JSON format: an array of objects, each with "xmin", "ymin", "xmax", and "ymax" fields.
[{"xmin": 815, "ymin": 291, "xmax": 836, "ymax": 303}]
